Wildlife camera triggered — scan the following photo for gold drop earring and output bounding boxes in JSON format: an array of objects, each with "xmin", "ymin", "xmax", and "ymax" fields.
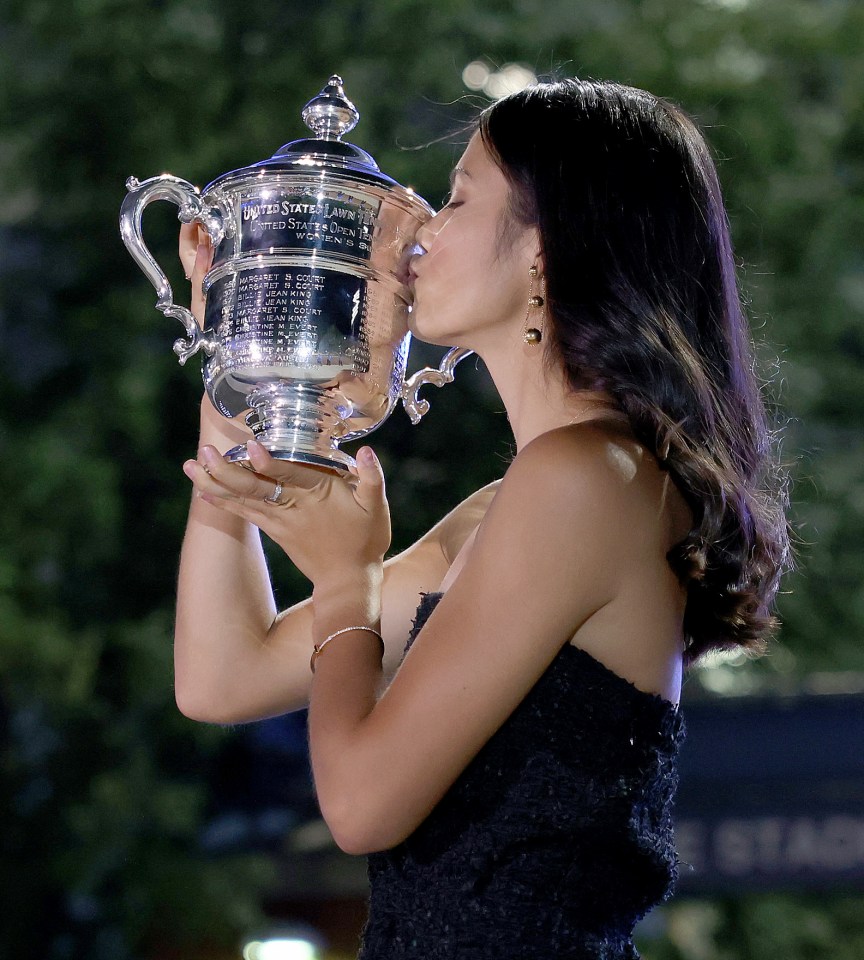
[{"xmin": 523, "ymin": 264, "xmax": 544, "ymax": 345}]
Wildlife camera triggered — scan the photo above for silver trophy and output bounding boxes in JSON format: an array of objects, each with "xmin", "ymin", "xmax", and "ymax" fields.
[{"xmin": 120, "ymin": 75, "xmax": 470, "ymax": 472}]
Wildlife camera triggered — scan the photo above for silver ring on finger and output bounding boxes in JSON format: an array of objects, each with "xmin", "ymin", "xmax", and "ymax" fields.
[{"xmin": 264, "ymin": 480, "xmax": 285, "ymax": 505}]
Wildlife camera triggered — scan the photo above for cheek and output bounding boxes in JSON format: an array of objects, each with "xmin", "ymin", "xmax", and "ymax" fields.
[
  {"xmin": 427, "ymin": 222, "xmax": 501, "ymax": 300},
  {"xmin": 410, "ymin": 263, "xmax": 523, "ymax": 344},
  {"xmin": 409, "ymin": 218, "xmax": 527, "ymax": 340}
]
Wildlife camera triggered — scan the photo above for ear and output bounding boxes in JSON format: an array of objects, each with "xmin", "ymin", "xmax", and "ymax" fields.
[
  {"xmin": 532, "ymin": 241, "xmax": 546, "ymax": 278},
  {"xmin": 520, "ymin": 225, "xmax": 544, "ymax": 275}
]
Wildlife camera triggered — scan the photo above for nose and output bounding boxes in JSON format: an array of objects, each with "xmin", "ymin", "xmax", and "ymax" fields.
[
  {"xmin": 415, "ymin": 204, "xmax": 449, "ymax": 251},
  {"xmin": 415, "ymin": 216, "xmax": 435, "ymax": 251}
]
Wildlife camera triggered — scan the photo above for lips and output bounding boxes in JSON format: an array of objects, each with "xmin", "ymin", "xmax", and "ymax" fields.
[
  {"xmin": 395, "ymin": 243, "xmax": 424, "ymax": 288},
  {"xmin": 395, "ymin": 264, "xmax": 414, "ymax": 291}
]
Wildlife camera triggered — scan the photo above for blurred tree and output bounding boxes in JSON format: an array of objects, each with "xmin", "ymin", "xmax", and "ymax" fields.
[{"xmin": 0, "ymin": 0, "xmax": 862, "ymax": 957}]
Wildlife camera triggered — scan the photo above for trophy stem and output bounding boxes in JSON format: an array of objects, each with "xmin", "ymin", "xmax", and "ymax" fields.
[{"xmin": 223, "ymin": 382, "xmax": 355, "ymax": 474}]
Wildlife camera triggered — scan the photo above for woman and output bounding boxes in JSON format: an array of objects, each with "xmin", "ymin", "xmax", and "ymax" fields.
[{"xmin": 175, "ymin": 79, "xmax": 790, "ymax": 958}]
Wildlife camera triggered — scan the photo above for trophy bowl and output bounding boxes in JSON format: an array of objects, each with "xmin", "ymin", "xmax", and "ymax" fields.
[{"xmin": 120, "ymin": 75, "xmax": 470, "ymax": 473}]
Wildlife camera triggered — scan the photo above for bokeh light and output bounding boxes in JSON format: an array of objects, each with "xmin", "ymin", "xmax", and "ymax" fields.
[
  {"xmin": 242, "ymin": 936, "xmax": 321, "ymax": 960},
  {"xmin": 462, "ymin": 60, "xmax": 537, "ymax": 98}
]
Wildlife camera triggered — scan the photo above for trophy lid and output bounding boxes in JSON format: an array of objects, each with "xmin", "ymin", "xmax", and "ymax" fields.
[{"xmin": 205, "ymin": 75, "xmax": 402, "ymax": 191}]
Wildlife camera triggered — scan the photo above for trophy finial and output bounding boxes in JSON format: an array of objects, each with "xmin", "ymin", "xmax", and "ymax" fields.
[{"xmin": 301, "ymin": 75, "xmax": 360, "ymax": 141}]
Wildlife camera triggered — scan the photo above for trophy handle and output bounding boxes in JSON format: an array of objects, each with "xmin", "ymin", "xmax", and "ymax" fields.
[
  {"xmin": 401, "ymin": 347, "xmax": 474, "ymax": 424},
  {"xmin": 119, "ymin": 174, "xmax": 223, "ymax": 364}
]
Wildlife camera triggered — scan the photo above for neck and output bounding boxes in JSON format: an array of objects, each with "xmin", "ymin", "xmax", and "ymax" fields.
[{"xmin": 477, "ymin": 333, "xmax": 624, "ymax": 451}]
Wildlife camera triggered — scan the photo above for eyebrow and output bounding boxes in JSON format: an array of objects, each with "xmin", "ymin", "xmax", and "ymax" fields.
[{"xmin": 448, "ymin": 165, "xmax": 471, "ymax": 189}]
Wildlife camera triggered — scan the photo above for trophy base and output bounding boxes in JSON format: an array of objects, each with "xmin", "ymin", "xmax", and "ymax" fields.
[
  {"xmin": 224, "ymin": 440, "xmax": 354, "ymax": 475},
  {"xmin": 221, "ymin": 381, "xmax": 357, "ymax": 475}
]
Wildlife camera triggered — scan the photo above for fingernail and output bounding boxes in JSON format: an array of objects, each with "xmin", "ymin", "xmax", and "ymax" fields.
[
  {"xmin": 201, "ymin": 446, "xmax": 220, "ymax": 465},
  {"xmin": 182, "ymin": 462, "xmax": 195, "ymax": 479},
  {"xmin": 360, "ymin": 447, "xmax": 376, "ymax": 464}
]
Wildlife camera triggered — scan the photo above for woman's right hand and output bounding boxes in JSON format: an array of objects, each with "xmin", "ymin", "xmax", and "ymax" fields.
[
  {"xmin": 179, "ymin": 221, "xmax": 213, "ymax": 328},
  {"xmin": 178, "ymin": 222, "xmax": 251, "ymax": 450}
]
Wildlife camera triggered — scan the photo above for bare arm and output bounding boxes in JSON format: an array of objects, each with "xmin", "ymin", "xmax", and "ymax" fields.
[
  {"xmin": 173, "ymin": 398, "xmax": 288, "ymax": 723},
  {"xmin": 173, "ymin": 412, "xmax": 500, "ymax": 725}
]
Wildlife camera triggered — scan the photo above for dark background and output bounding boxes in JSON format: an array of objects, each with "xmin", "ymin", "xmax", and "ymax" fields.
[{"xmin": 1, "ymin": 1, "xmax": 863, "ymax": 957}]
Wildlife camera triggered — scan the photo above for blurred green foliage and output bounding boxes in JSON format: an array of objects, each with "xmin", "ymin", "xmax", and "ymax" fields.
[{"xmin": 0, "ymin": 0, "xmax": 862, "ymax": 957}]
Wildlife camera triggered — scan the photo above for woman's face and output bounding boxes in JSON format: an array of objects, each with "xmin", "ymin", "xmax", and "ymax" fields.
[{"xmin": 407, "ymin": 134, "xmax": 538, "ymax": 350}]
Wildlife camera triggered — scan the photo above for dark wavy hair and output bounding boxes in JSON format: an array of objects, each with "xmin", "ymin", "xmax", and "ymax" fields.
[{"xmin": 479, "ymin": 79, "xmax": 791, "ymax": 664}]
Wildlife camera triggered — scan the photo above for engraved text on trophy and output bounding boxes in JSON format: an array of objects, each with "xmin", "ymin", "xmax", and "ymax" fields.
[
  {"xmin": 204, "ymin": 265, "xmax": 376, "ymax": 383},
  {"xmin": 240, "ymin": 191, "xmax": 377, "ymax": 258}
]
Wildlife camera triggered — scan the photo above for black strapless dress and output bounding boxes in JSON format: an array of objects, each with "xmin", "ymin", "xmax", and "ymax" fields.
[{"xmin": 358, "ymin": 592, "xmax": 685, "ymax": 960}]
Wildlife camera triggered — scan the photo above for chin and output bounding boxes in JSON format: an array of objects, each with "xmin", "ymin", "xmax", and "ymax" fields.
[
  {"xmin": 407, "ymin": 303, "xmax": 465, "ymax": 348},
  {"xmin": 407, "ymin": 323, "xmax": 463, "ymax": 349},
  {"xmin": 408, "ymin": 328, "xmax": 452, "ymax": 348}
]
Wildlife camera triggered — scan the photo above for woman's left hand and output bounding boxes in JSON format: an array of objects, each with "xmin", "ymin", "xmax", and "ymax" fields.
[{"xmin": 182, "ymin": 441, "xmax": 391, "ymax": 589}]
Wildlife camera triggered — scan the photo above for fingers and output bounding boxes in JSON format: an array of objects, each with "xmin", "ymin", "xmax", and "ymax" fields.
[
  {"xmin": 194, "ymin": 233, "xmax": 212, "ymax": 275},
  {"xmin": 179, "ymin": 224, "xmax": 212, "ymax": 274},
  {"xmin": 183, "ymin": 441, "xmax": 374, "ymax": 520},
  {"xmin": 183, "ymin": 445, "xmax": 280, "ymax": 508},
  {"xmin": 181, "ymin": 444, "xmax": 390, "ymax": 570},
  {"xmin": 353, "ymin": 446, "xmax": 387, "ymax": 512},
  {"xmin": 245, "ymin": 440, "xmax": 334, "ymax": 492},
  {"xmin": 183, "ymin": 443, "xmax": 333, "ymax": 504},
  {"xmin": 179, "ymin": 221, "xmax": 198, "ymax": 278},
  {"xmin": 190, "ymin": 231, "xmax": 213, "ymax": 326},
  {"xmin": 178, "ymin": 223, "xmax": 213, "ymax": 327}
]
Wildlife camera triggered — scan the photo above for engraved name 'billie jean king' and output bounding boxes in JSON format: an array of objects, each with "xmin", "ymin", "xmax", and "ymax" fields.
[{"xmin": 120, "ymin": 76, "xmax": 471, "ymax": 473}]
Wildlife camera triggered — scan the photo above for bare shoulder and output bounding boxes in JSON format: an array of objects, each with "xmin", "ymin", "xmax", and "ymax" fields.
[
  {"xmin": 463, "ymin": 420, "xmax": 691, "ymax": 627},
  {"xmin": 469, "ymin": 421, "xmax": 688, "ymax": 702},
  {"xmin": 446, "ymin": 424, "xmax": 659, "ymax": 629},
  {"xmin": 495, "ymin": 421, "xmax": 670, "ymax": 537}
]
